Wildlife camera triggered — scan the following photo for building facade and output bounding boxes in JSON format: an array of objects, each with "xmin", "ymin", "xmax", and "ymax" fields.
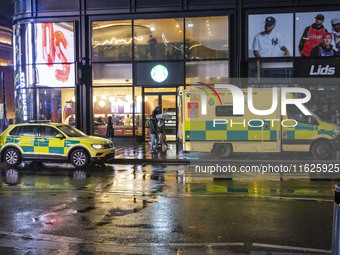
[
  {"xmin": 0, "ymin": 16, "xmax": 14, "ymax": 125},
  {"xmin": 12, "ymin": 0, "xmax": 340, "ymax": 141}
]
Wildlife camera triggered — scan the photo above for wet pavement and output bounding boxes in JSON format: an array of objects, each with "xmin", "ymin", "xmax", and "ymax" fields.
[
  {"xmin": 113, "ymin": 141, "xmax": 340, "ymax": 165},
  {"xmin": 0, "ymin": 162, "xmax": 337, "ymax": 254}
]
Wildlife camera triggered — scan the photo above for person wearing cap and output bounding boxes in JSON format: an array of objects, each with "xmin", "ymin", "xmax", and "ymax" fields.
[
  {"xmin": 331, "ymin": 17, "xmax": 340, "ymax": 51},
  {"xmin": 299, "ymin": 14, "xmax": 328, "ymax": 57},
  {"xmin": 252, "ymin": 16, "xmax": 290, "ymax": 58},
  {"xmin": 310, "ymin": 32, "xmax": 337, "ymax": 57}
]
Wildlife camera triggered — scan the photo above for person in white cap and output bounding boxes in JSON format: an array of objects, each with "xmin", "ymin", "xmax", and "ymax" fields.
[
  {"xmin": 252, "ymin": 16, "xmax": 290, "ymax": 58},
  {"xmin": 331, "ymin": 17, "xmax": 340, "ymax": 51}
]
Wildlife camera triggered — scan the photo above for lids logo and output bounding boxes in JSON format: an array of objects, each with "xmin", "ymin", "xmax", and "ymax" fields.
[{"xmin": 310, "ymin": 65, "xmax": 335, "ymax": 76}]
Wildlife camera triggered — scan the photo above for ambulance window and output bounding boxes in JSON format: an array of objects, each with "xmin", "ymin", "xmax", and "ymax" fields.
[
  {"xmin": 287, "ymin": 105, "xmax": 316, "ymax": 124},
  {"xmin": 216, "ymin": 106, "xmax": 239, "ymax": 116},
  {"xmin": 39, "ymin": 126, "xmax": 61, "ymax": 138},
  {"xmin": 22, "ymin": 125, "xmax": 39, "ymax": 137},
  {"xmin": 9, "ymin": 126, "xmax": 21, "ymax": 136}
]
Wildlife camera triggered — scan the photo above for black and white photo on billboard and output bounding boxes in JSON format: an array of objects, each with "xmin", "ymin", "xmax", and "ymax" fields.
[
  {"xmin": 248, "ymin": 13, "xmax": 293, "ymax": 58},
  {"xmin": 295, "ymin": 11, "xmax": 340, "ymax": 57}
]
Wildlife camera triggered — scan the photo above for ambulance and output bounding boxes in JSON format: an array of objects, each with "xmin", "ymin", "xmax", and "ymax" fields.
[{"xmin": 180, "ymin": 86, "xmax": 340, "ymax": 159}]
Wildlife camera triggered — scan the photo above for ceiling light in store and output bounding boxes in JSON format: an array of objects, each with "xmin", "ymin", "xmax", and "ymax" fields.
[
  {"xmin": 101, "ymin": 95, "xmax": 107, "ymax": 100},
  {"xmin": 188, "ymin": 24, "xmax": 194, "ymax": 27},
  {"xmin": 150, "ymin": 27, "xmax": 155, "ymax": 31},
  {"xmin": 176, "ymin": 25, "xmax": 179, "ymax": 28},
  {"xmin": 99, "ymin": 100, "xmax": 106, "ymax": 107},
  {"xmin": 93, "ymin": 36, "xmax": 143, "ymax": 48}
]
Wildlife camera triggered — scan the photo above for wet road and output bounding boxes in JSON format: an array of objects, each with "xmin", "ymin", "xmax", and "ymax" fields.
[{"xmin": 0, "ymin": 162, "xmax": 336, "ymax": 254}]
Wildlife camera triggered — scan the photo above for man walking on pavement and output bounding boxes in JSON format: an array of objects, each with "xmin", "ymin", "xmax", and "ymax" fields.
[{"xmin": 299, "ymin": 14, "xmax": 328, "ymax": 57}]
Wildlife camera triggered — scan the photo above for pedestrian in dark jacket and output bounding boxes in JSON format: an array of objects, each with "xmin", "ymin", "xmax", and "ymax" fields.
[
  {"xmin": 106, "ymin": 116, "xmax": 114, "ymax": 142},
  {"xmin": 149, "ymin": 114, "xmax": 158, "ymax": 152}
]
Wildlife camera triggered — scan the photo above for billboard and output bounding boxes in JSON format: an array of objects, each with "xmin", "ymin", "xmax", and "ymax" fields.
[
  {"xmin": 248, "ymin": 13, "xmax": 293, "ymax": 58},
  {"xmin": 295, "ymin": 11, "xmax": 340, "ymax": 57},
  {"xmin": 34, "ymin": 22, "xmax": 75, "ymax": 86}
]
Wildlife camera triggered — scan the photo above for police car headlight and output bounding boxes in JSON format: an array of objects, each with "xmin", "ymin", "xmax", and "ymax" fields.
[{"xmin": 92, "ymin": 144, "xmax": 105, "ymax": 149}]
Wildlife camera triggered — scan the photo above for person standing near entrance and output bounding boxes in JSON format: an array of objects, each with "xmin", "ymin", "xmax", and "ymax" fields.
[
  {"xmin": 106, "ymin": 116, "xmax": 114, "ymax": 142},
  {"xmin": 157, "ymin": 117, "xmax": 168, "ymax": 151},
  {"xmin": 149, "ymin": 113, "xmax": 158, "ymax": 152},
  {"xmin": 299, "ymin": 14, "xmax": 328, "ymax": 57}
]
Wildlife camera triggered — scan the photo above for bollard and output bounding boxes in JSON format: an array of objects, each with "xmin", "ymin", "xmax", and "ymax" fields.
[{"xmin": 332, "ymin": 183, "xmax": 340, "ymax": 254}]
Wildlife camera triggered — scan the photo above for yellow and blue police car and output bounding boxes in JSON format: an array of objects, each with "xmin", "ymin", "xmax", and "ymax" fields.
[{"xmin": 0, "ymin": 122, "xmax": 115, "ymax": 168}]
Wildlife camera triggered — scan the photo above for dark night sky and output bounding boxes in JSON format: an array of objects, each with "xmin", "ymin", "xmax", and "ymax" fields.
[{"xmin": 0, "ymin": 0, "xmax": 14, "ymax": 26}]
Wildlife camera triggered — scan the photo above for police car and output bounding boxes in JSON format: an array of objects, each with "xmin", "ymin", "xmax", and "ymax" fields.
[{"xmin": 0, "ymin": 122, "xmax": 115, "ymax": 168}]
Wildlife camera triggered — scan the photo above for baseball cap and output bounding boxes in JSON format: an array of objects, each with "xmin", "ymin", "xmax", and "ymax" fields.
[
  {"xmin": 332, "ymin": 17, "xmax": 340, "ymax": 25},
  {"xmin": 315, "ymin": 14, "xmax": 325, "ymax": 20},
  {"xmin": 265, "ymin": 16, "xmax": 276, "ymax": 25}
]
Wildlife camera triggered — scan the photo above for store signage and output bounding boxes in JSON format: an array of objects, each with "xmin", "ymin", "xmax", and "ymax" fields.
[
  {"xmin": 294, "ymin": 58, "xmax": 339, "ymax": 78},
  {"xmin": 151, "ymin": 65, "xmax": 168, "ymax": 82},
  {"xmin": 309, "ymin": 65, "xmax": 335, "ymax": 76}
]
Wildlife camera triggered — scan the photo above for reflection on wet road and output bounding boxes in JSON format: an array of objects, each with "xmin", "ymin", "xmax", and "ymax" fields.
[{"xmin": 0, "ymin": 162, "xmax": 335, "ymax": 254}]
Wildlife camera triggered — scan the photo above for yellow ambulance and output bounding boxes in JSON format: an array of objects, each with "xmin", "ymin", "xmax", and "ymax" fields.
[
  {"xmin": 0, "ymin": 122, "xmax": 115, "ymax": 168},
  {"xmin": 180, "ymin": 86, "xmax": 340, "ymax": 159}
]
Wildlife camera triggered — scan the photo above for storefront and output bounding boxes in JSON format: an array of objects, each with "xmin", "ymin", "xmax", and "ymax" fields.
[{"xmin": 12, "ymin": 0, "xmax": 340, "ymax": 141}]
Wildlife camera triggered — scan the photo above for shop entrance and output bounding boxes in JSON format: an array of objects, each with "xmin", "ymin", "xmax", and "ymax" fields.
[{"xmin": 144, "ymin": 88, "xmax": 177, "ymax": 141}]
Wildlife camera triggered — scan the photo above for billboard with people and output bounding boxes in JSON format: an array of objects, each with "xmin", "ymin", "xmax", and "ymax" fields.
[
  {"xmin": 295, "ymin": 11, "xmax": 340, "ymax": 57},
  {"xmin": 248, "ymin": 13, "xmax": 293, "ymax": 58},
  {"xmin": 249, "ymin": 11, "xmax": 340, "ymax": 58}
]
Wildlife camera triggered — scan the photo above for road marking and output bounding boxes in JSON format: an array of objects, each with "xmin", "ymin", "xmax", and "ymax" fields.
[
  {"xmin": 0, "ymin": 231, "xmax": 83, "ymax": 243},
  {"xmin": 0, "ymin": 232, "xmax": 332, "ymax": 254},
  {"xmin": 252, "ymin": 242, "xmax": 331, "ymax": 254},
  {"xmin": 0, "ymin": 231, "xmax": 245, "ymax": 247},
  {"xmin": 124, "ymin": 243, "xmax": 245, "ymax": 247}
]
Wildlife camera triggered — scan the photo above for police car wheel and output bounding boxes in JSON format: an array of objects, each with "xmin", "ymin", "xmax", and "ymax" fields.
[
  {"xmin": 214, "ymin": 144, "xmax": 233, "ymax": 158},
  {"xmin": 311, "ymin": 141, "xmax": 331, "ymax": 160},
  {"xmin": 71, "ymin": 149, "xmax": 89, "ymax": 168},
  {"xmin": 4, "ymin": 148, "xmax": 21, "ymax": 166}
]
